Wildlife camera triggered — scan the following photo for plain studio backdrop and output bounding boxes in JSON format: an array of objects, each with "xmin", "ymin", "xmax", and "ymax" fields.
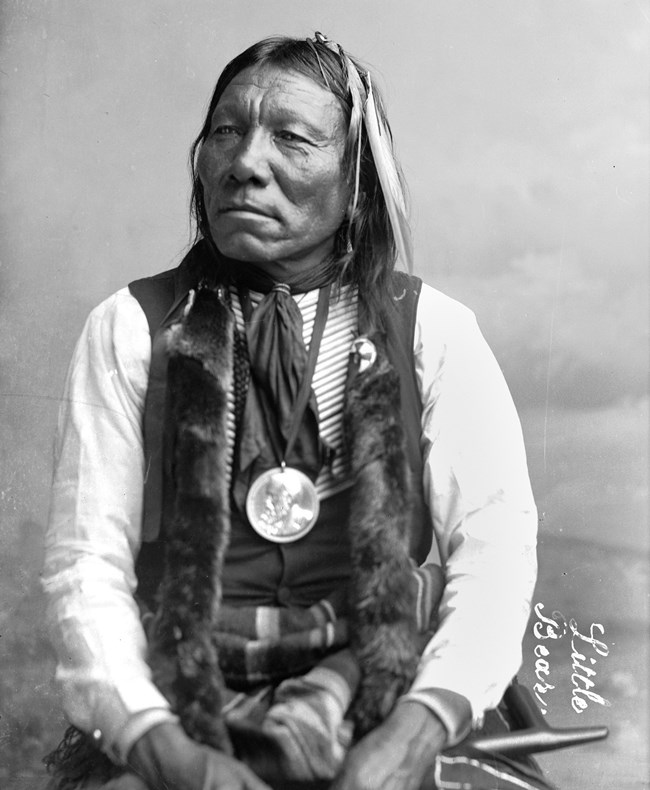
[{"xmin": 0, "ymin": 2, "xmax": 647, "ymax": 788}]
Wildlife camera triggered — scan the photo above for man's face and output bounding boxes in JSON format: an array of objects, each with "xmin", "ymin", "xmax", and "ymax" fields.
[{"xmin": 197, "ymin": 65, "xmax": 351, "ymax": 280}]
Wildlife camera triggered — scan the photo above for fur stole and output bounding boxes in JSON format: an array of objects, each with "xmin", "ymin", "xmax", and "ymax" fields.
[
  {"xmin": 146, "ymin": 286, "xmax": 234, "ymax": 753},
  {"xmin": 344, "ymin": 338, "xmax": 420, "ymax": 735}
]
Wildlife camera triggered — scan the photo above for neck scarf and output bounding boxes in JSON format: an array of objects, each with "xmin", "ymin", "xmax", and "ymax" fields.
[{"xmin": 229, "ymin": 258, "xmax": 338, "ymax": 511}]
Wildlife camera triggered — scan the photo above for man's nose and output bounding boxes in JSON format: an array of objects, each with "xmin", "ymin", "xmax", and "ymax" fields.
[{"xmin": 227, "ymin": 129, "xmax": 272, "ymax": 186}]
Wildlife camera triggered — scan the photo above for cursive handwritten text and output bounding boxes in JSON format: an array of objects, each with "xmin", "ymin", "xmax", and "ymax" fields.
[
  {"xmin": 531, "ymin": 603, "xmax": 611, "ymax": 715},
  {"xmin": 532, "ymin": 603, "xmax": 567, "ymax": 714},
  {"xmin": 569, "ymin": 619, "xmax": 611, "ymax": 713}
]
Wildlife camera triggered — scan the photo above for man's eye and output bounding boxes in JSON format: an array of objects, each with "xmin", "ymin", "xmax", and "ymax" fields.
[
  {"xmin": 277, "ymin": 130, "xmax": 308, "ymax": 143},
  {"xmin": 214, "ymin": 125, "xmax": 240, "ymax": 136}
]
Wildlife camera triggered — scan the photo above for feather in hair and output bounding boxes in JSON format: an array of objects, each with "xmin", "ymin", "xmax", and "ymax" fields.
[
  {"xmin": 363, "ymin": 74, "xmax": 413, "ymax": 272},
  {"xmin": 339, "ymin": 52, "xmax": 365, "ymax": 248},
  {"xmin": 311, "ymin": 34, "xmax": 364, "ymax": 252},
  {"xmin": 309, "ymin": 33, "xmax": 412, "ymax": 269}
]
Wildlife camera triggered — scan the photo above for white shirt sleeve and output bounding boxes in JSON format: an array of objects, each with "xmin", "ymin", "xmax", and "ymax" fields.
[
  {"xmin": 42, "ymin": 288, "xmax": 176, "ymax": 763},
  {"xmin": 403, "ymin": 284, "xmax": 538, "ymax": 733}
]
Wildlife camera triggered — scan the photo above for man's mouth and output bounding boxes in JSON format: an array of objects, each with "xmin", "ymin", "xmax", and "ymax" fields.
[{"xmin": 220, "ymin": 203, "xmax": 273, "ymax": 218}]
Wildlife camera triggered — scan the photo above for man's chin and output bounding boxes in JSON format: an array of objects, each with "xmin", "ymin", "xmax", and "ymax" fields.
[
  {"xmin": 214, "ymin": 231, "xmax": 283, "ymax": 265},
  {"xmin": 213, "ymin": 232, "xmax": 333, "ymax": 280}
]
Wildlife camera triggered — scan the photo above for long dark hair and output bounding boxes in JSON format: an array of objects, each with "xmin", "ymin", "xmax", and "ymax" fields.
[{"xmin": 189, "ymin": 35, "xmax": 409, "ymax": 325}]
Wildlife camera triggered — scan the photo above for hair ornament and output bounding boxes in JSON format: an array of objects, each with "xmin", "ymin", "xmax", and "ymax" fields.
[
  {"xmin": 305, "ymin": 34, "xmax": 331, "ymax": 88},
  {"xmin": 362, "ymin": 73, "xmax": 413, "ymax": 273},
  {"xmin": 309, "ymin": 33, "xmax": 412, "ymax": 272}
]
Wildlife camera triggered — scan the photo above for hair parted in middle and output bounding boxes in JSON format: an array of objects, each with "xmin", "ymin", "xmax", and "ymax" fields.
[{"xmin": 190, "ymin": 33, "xmax": 411, "ymax": 323}]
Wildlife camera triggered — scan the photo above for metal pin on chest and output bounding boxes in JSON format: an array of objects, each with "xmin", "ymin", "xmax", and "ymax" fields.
[{"xmin": 350, "ymin": 337, "xmax": 377, "ymax": 373}]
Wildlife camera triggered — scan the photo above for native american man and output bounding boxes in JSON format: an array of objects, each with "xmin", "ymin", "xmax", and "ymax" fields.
[{"xmin": 43, "ymin": 34, "xmax": 555, "ymax": 790}]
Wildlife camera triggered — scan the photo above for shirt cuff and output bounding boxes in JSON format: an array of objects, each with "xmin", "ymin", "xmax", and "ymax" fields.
[
  {"xmin": 401, "ymin": 688, "xmax": 473, "ymax": 747},
  {"xmin": 110, "ymin": 708, "xmax": 180, "ymax": 765}
]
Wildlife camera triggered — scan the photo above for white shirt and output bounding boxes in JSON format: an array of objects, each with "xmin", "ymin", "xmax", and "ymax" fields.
[{"xmin": 43, "ymin": 282, "xmax": 537, "ymax": 763}]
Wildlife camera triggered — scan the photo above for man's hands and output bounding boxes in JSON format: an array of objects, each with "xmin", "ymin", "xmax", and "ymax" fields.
[
  {"xmin": 123, "ymin": 703, "xmax": 444, "ymax": 789},
  {"xmin": 127, "ymin": 722, "xmax": 271, "ymax": 790},
  {"xmin": 330, "ymin": 701, "xmax": 447, "ymax": 790}
]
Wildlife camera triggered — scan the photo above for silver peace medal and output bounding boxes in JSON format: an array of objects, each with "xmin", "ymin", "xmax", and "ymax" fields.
[{"xmin": 246, "ymin": 465, "xmax": 320, "ymax": 543}]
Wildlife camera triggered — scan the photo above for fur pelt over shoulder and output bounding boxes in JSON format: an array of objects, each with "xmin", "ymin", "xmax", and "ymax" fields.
[
  {"xmin": 344, "ymin": 343, "xmax": 419, "ymax": 736},
  {"xmin": 147, "ymin": 286, "xmax": 235, "ymax": 753}
]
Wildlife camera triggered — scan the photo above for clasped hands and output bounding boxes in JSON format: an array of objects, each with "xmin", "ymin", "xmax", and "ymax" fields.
[{"xmin": 113, "ymin": 701, "xmax": 445, "ymax": 790}]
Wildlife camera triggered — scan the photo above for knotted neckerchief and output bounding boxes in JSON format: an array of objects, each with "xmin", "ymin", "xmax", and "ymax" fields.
[{"xmin": 230, "ymin": 261, "xmax": 337, "ymax": 511}]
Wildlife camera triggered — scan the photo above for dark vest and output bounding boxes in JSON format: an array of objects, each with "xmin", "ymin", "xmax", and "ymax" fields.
[{"xmin": 130, "ymin": 242, "xmax": 431, "ymax": 609}]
